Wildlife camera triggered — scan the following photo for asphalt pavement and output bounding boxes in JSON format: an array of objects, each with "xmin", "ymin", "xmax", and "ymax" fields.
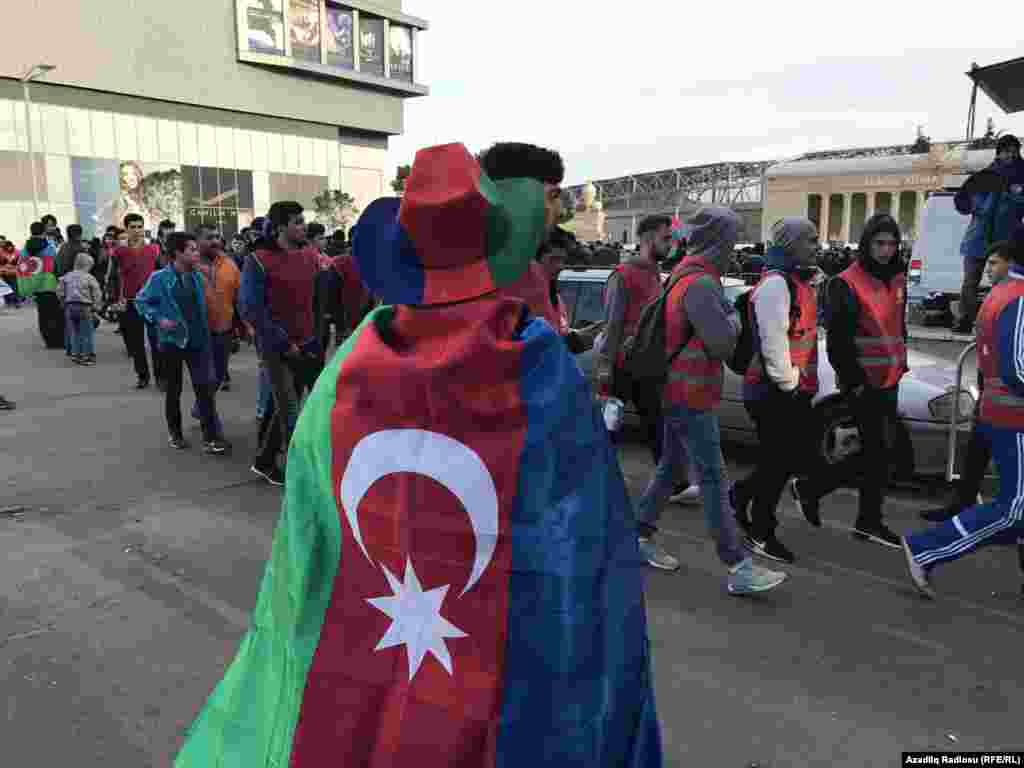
[{"xmin": 2, "ymin": 305, "xmax": 1022, "ymax": 768}]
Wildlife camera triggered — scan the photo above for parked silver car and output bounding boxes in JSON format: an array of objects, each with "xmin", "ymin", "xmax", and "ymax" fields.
[{"xmin": 558, "ymin": 267, "xmax": 973, "ymax": 477}]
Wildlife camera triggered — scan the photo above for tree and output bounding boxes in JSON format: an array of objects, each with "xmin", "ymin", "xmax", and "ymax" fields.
[
  {"xmin": 391, "ymin": 164, "xmax": 411, "ymax": 194},
  {"xmin": 312, "ymin": 189, "xmax": 359, "ymax": 233}
]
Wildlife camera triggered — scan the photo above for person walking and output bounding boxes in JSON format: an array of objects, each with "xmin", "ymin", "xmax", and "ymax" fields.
[
  {"xmin": 112, "ymin": 213, "xmax": 161, "ymax": 388},
  {"xmin": 57, "ymin": 252, "xmax": 103, "ymax": 365},
  {"xmin": 731, "ymin": 218, "xmax": 821, "ymax": 563},
  {"xmin": 195, "ymin": 224, "xmax": 241, "ymax": 391},
  {"xmin": 790, "ymin": 213, "xmax": 908, "ymax": 548},
  {"xmin": 953, "ymin": 134, "xmax": 1024, "ymax": 333},
  {"xmin": 903, "ymin": 228, "xmax": 1024, "ymax": 598},
  {"xmin": 635, "ymin": 206, "xmax": 787, "ymax": 594},
  {"xmin": 17, "ymin": 222, "xmax": 63, "ymax": 348},
  {"xmin": 240, "ymin": 202, "xmax": 322, "ymax": 485},
  {"xmin": 921, "ymin": 239, "xmax": 1009, "ymax": 523},
  {"xmin": 174, "ymin": 142, "xmax": 661, "ymax": 767},
  {"xmin": 134, "ymin": 232, "xmax": 229, "ymax": 455}
]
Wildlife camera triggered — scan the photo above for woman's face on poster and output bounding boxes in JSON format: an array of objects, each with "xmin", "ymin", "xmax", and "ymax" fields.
[{"xmin": 121, "ymin": 165, "xmax": 142, "ymax": 191}]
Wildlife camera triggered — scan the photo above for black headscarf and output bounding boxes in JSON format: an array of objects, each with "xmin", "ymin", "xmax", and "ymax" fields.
[{"xmin": 857, "ymin": 213, "xmax": 904, "ymax": 282}]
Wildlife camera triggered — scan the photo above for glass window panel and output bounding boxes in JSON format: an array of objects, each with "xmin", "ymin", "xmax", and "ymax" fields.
[
  {"xmin": 44, "ymin": 155, "xmax": 73, "ymax": 203},
  {"xmin": 807, "ymin": 194, "xmax": 822, "ymax": 234},
  {"xmin": 40, "ymin": 104, "xmax": 68, "ymax": 156},
  {"xmin": 327, "ymin": 141, "xmax": 340, "ymax": 190},
  {"xmin": 0, "ymin": 101, "xmax": 16, "ymax": 151},
  {"xmin": 359, "ymin": 16, "xmax": 385, "ymax": 77},
  {"xmin": 289, "ymin": 0, "xmax": 321, "ymax": 63},
  {"xmin": 157, "ymin": 119, "xmax": 178, "ymax": 165},
  {"xmin": 200, "ymin": 167, "xmax": 219, "ymax": 206},
  {"xmin": 325, "ymin": 7, "xmax": 354, "ymax": 70},
  {"xmin": 197, "ymin": 124, "xmax": 217, "ymax": 167},
  {"xmin": 314, "ymin": 139, "xmax": 328, "ymax": 176},
  {"xmin": 216, "ymin": 126, "xmax": 235, "ymax": 169},
  {"xmin": 136, "ymin": 116, "xmax": 158, "ymax": 162},
  {"xmin": 827, "ymin": 194, "xmax": 844, "ymax": 241},
  {"xmin": 114, "ymin": 114, "xmax": 138, "ymax": 161},
  {"xmin": 178, "ymin": 122, "xmax": 198, "ymax": 166},
  {"xmin": 182, "ymin": 164, "xmax": 202, "ymax": 213},
  {"xmin": 91, "ymin": 111, "xmax": 117, "ymax": 159},
  {"xmin": 574, "ymin": 284, "xmax": 605, "ymax": 325},
  {"xmin": 250, "ymin": 130, "xmax": 268, "ymax": 172},
  {"xmin": 267, "ymin": 132, "xmax": 284, "ymax": 172},
  {"xmin": 282, "ymin": 134, "xmax": 299, "ymax": 174},
  {"xmin": 234, "ymin": 129, "xmax": 253, "ymax": 170},
  {"xmin": 252, "ymin": 171, "xmax": 270, "ymax": 214},
  {"xmin": 295, "ymin": 137, "xmax": 310, "ymax": 175},
  {"xmin": 66, "ymin": 107, "xmax": 92, "ymax": 156},
  {"xmin": 0, "ymin": 150, "xmax": 37, "ymax": 201},
  {"xmin": 218, "ymin": 167, "xmax": 238, "ymax": 207},
  {"xmin": 236, "ymin": 170, "xmax": 254, "ymax": 209}
]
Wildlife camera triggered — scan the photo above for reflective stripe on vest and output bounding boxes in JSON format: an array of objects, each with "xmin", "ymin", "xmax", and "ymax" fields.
[
  {"xmin": 663, "ymin": 256, "xmax": 724, "ymax": 410},
  {"xmin": 838, "ymin": 261, "xmax": 907, "ymax": 389},
  {"xmin": 977, "ymin": 278, "xmax": 1024, "ymax": 429},
  {"xmin": 743, "ymin": 272, "xmax": 819, "ymax": 395}
]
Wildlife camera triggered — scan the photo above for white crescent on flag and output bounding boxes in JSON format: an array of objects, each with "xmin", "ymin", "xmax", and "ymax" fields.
[{"xmin": 339, "ymin": 428, "xmax": 499, "ymax": 596}]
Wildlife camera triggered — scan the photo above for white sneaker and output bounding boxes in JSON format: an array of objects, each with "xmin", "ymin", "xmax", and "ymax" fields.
[
  {"xmin": 727, "ymin": 558, "xmax": 787, "ymax": 595},
  {"xmin": 902, "ymin": 537, "xmax": 935, "ymax": 599},
  {"xmin": 638, "ymin": 537, "xmax": 680, "ymax": 571},
  {"xmin": 669, "ymin": 484, "xmax": 701, "ymax": 505}
]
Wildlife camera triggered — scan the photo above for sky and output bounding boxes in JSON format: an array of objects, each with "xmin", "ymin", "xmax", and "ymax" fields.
[{"xmin": 387, "ymin": 0, "xmax": 1024, "ymax": 187}]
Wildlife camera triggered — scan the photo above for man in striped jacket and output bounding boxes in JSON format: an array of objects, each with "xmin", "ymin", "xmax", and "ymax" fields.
[{"xmin": 903, "ymin": 227, "xmax": 1024, "ymax": 598}]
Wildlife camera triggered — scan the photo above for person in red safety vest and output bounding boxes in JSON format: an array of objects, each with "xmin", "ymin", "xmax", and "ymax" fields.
[
  {"xmin": 595, "ymin": 215, "xmax": 671, "ymax": 469},
  {"xmin": 731, "ymin": 218, "xmax": 821, "ymax": 564},
  {"xmin": 790, "ymin": 213, "xmax": 908, "ymax": 549},
  {"xmin": 903, "ymin": 227, "xmax": 1024, "ymax": 598},
  {"xmin": 634, "ymin": 206, "xmax": 788, "ymax": 594}
]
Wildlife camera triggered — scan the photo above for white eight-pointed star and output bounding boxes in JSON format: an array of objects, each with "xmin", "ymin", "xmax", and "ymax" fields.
[{"xmin": 367, "ymin": 557, "xmax": 468, "ymax": 681}]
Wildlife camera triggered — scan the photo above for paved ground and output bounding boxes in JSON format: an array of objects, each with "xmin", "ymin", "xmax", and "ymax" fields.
[{"xmin": 2, "ymin": 305, "xmax": 1022, "ymax": 767}]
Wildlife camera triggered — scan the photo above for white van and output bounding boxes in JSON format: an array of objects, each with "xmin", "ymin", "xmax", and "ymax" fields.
[{"xmin": 909, "ymin": 191, "xmax": 972, "ymax": 302}]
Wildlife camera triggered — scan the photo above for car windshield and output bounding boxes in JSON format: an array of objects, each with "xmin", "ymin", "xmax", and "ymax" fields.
[{"xmin": 573, "ymin": 283, "xmax": 605, "ymax": 325}]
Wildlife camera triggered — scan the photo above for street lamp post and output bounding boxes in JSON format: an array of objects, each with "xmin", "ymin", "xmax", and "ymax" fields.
[{"xmin": 21, "ymin": 64, "xmax": 55, "ymax": 221}]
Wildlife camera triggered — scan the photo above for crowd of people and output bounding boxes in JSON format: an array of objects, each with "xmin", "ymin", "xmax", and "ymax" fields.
[{"xmin": 6, "ymin": 138, "xmax": 1024, "ymax": 764}]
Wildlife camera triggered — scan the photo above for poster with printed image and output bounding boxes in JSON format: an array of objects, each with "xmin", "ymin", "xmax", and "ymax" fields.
[
  {"xmin": 325, "ymin": 6, "xmax": 354, "ymax": 69},
  {"xmin": 359, "ymin": 17, "xmax": 385, "ymax": 77},
  {"xmin": 289, "ymin": 0, "xmax": 321, "ymax": 63},
  {"xmin": 71, "ymin": 158, "xmax": 182, "ymax": 238},
  {"xmin": 246, "ymin": 0, "xmax": 285, "ymax": 55},
  {"xmin": 389, "ymin": 25, "xmax": 413, "ymax": 81},
  {"xmin": 182, "ymin": 165, "xmax": 254, "ymax": 240}
]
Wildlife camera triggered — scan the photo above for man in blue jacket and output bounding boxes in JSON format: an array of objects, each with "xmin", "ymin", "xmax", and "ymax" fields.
[
  {"xmin": 135, "ymin": 232, "xmax": 229, "ymax": 455},
  {"xmin": 954, "ymin": 134, "xmax": 1024, "ymax": 333}
]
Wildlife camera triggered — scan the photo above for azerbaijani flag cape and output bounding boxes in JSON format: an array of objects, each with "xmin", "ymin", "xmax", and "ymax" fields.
[
  {"xmin": 16, "ymin": 243, "xmax": 57, "ymax": 297},
  {"xmin": 175, "ymin": 297, "xmax": 662, "ymax": 767}
]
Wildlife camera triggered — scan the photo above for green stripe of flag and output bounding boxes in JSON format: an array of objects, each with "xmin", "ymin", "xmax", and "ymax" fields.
[
  {"xmin": 17, "ymin": 272, "xmax": 56, "ymax": 297},
  {"xmin": 175, "ymin": 307, "xmax": 393, "ymax": 767}
]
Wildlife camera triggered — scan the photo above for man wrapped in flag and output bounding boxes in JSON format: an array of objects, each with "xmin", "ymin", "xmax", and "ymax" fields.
[
  {"xmin": 17, "ymin": 221, "xmax": 63, "ymax": 348},
  {"xmin": 175, "ymin": 143, "xmax": 663, "ymax": 767}
]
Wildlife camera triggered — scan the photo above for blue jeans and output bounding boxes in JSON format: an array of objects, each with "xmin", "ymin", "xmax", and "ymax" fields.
[
  {"xmin": 636, "ymin": 403, "xmax": 747, "ymax": 567},
  {"xmin": 65, "ymin": 303, "xmax": 95, "ymax": 355}
]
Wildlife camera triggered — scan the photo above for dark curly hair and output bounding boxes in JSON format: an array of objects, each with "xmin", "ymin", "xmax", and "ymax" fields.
[{"xmin": 479, "ymin": 142, "xmax": 565, "ymax": 185}]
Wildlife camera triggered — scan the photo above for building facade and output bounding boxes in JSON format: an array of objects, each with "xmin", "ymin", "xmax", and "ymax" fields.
[
  {"xmin": 0, "ymin": 0, "xmax": 428, "ymax": 240},
  {"xmin": 763, "ymin": 143, "xmax": 994, "ymax": 245}
]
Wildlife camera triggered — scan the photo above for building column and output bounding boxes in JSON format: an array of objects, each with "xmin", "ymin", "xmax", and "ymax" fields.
[
  {"xmin": 839, "ymin": 193, "xmax": 851, "ymax": 244},
  {"xmin": 820, "ymin": 195, "xmax": 831, "ymax": 245},
  {"xmin": 865, "ymin": 192, "xmax": 876, "ymax": 222},
  {"xmin": 916, "ymin": 190, "xmax": 928, "ymax": 240}
]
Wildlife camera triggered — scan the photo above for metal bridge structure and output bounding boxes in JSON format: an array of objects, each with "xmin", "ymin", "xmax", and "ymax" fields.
[{"xmin": 565, "ymin": 160, "xmax": 774, "ymax": 214}]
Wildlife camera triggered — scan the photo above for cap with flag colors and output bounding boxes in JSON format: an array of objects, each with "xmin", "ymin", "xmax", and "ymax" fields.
[{"xmin": 174, "ymin": 141, "xmax": 663, "ymax": 767}]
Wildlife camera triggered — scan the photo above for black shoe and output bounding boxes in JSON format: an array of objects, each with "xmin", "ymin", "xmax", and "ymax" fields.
[
  {"xmin": 251, "ymin": 463, "xmax": 285, "ymax": 486},
  {"xmin": 852, "ymin": 520, "xmax": 901, "ymax": 549},
  {"xmin": 168, "ymin": 434, "xmax": 189, "ymax": 450},
  {"xmin": 0, "ymin": 396, "xmax": 15, "ymax": 411},
  {"xmin": 920, "ymin": 505, "xmax": 957, "ymax": 523},
  {"xmin": 730, "ymin": 486, "xmax": 752, "ymax": 534},
  {"xmin": 220, "ymin": 380, "xmax": 231, "ymax": 392},
  {"xmin": 790, "ymin": 478, "xmax": 822, "ymax": 528},
  {"xmin": 746, "ymin": 534, "xmax": 796, "ymax": 564},
  {"xmin": 135, "ymin": 378, "xmax": 150, "ymax": 390}
]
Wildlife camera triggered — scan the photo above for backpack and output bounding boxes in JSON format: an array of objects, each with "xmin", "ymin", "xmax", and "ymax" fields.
[
  {"xmin": 623, "ymin": 266, "xmax": 700, "ymax": 383},
  {"xmin": 727, "ymin": 274, "xmax": 799, "ymax": 375}
]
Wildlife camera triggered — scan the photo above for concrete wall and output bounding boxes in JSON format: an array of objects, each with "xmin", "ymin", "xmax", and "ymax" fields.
[{"xmin": 0, "ymin": 0, "xmax": 405, "ymax": 135}]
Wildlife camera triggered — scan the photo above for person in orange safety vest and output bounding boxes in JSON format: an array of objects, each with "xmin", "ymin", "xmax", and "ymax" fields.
[{"xmin": 789, "ymin": 213, "xmax": 908, "ymax": 550}]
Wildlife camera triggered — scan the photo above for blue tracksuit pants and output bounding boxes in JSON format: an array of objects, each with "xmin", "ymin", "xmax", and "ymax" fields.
[{"xmin": 907, "ymin": 422, "xmax": 1024, "ymax": 569}]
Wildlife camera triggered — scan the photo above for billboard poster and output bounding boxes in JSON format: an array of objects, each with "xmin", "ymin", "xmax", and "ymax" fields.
[
  {"xmin": 71, "ymin": 158, "xmax": 183, "ymax": 238},
  {"xmin": 325, "ymin": 6, "xmax": 354, "ymax": 69},
  {"xmin": 359, "ymin": 17, "xmax": 385, "ymax": 77},
  {"xmin": 246, "ymin": 0, "xmax": 285, "ymax": 55},
  {"xmin": 182, "ymin": 165, "xmax": 255, "ymax": 240},
  {"xmin": 289, "ymin": 0, "xmax": 321, "ymax": 63},
  {"xmin": 389, "ymin": 25, "xmax": 413, "ymax": 82}
]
